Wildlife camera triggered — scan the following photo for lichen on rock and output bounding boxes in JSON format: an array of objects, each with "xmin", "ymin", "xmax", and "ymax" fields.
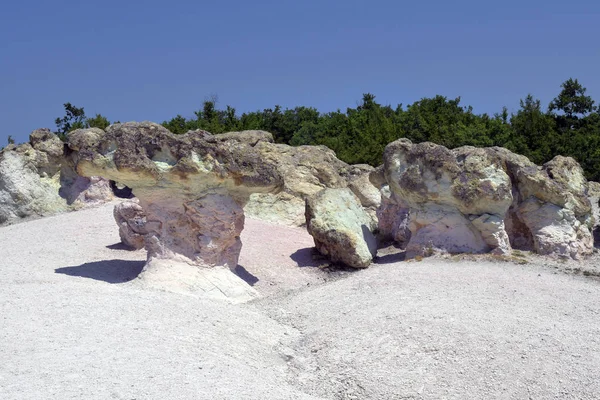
[
  {"xmin": 0, "ymin": 128, "xmax": 113, "ymax": 225},
  {"xmin": 377, "ymin": 138, "xmax": 593, "ymax": 260},
  {"xmin": 305, "ymin": 188, "xmax": 377, "ymax": 268},
  {"xmin": 243, "ymin": 141, "xmax": 380, "ymax": 227},
  {"xmin": 67, "ymin": 122, "xmax": 284, "ymax": 301}
]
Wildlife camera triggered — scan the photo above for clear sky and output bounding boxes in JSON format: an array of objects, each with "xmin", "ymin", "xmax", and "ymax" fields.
[{"xmin": 1, "ymin": 0, "xmax": 599, "ymax": 145}]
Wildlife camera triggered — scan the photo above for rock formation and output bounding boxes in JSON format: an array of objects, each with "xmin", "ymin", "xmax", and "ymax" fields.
[
  {"xmin": 587, "ymin": 180, "xmax": 600, "ymax": 245},
  {"xmin": 0, "ymin": 129, "xmax": 113, "ymax": 225},
  {"xmin": 243, "ymin": 141, "xmax": 380, "ymax": 226},
  {"xmin": 305, "ymin": 188, "xmax": 377, "ymax": 268},
  {"xmin": 67, "ymin": 122, "xmax": 283, "ymax": 301},
  {"xmin": 374, "ymin": 139, "xmax": 593, "ymax": 260},
  {"xmin": 375, "ymin": 185, "xmax": 411, "ymax": 246},
  {"xmin": 113, "ymin": 199, "xmax": 146, "ymax": 250}
]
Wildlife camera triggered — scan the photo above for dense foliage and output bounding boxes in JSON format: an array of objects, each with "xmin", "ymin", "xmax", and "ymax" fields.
[
  {"xmin": 56, "ymin": 78, "xmax": 600, "ymax": 181},
  {"xmin": 54, "ymin": 103, "xmax": 112, "ymax": 140}
]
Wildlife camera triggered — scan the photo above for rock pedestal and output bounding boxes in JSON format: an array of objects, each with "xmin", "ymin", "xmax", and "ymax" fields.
[{"xmin": 67, "ymin": 122, "xmax": 283, "ymax": 301}]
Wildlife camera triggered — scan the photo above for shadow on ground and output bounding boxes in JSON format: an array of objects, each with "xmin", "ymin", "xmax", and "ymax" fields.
[
  {"xmin": 106, "ymin": 242, "xmax": 137, "ymax": 251},
  {"xmin": 290, "ymin": 247, "xmax": 322, "ymax": 268},
  {"xmin": 55, "ymin": 260, "xmax": 145, "ymax": 283},
  {"xmin": 375, "ymin": 251, "xmax": 406, "ymax": 264},
  {"xmin": 234, "ymin": 265, "xmax": 259, "ymax": 286}
]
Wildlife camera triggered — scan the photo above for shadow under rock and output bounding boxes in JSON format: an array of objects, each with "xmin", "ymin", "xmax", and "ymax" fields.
[
  {"xmin": 106, "ymin": 242, "xmax": 138, "ymax": 251},
  {"xmin": 374, "ymin": 251, "xmax": 406, "ymax": 264},
  {"xmin": 290, "ymin": 247, "xmax": 323, "ymax": 268},
  {"xmin": 234, "ymin": 265, "xmax": 259, "ymax": 286},
  {"xmin": 55, "ymin": 260, "xmax": 145, "ymax": 284},
  {"xmin": 594, "ymin": 227, "xmax": 600, "ymax": 249}
]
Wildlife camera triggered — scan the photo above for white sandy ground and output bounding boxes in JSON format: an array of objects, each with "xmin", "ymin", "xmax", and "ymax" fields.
[{"xmin": 1, "ymin": 202, "xmax": 600, "ymax": 399}]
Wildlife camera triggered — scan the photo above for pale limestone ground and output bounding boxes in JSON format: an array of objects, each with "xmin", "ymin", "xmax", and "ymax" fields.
[{"xmin": 1, "ymin": 202, "xmax": 600, "ymax": 399}]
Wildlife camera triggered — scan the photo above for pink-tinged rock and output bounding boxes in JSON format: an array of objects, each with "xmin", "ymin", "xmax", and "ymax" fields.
[{"xmin": 67, "ymin": 122, "xmax": 283, "ymax": 301}]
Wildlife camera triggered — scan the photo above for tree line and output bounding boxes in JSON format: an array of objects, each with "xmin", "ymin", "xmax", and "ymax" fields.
[{"xmin": 50, "ymin": 78, "xmax": 600, "ymax": 181}]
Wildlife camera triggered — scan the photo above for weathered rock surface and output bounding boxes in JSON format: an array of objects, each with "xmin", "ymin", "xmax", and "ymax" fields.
[
  {"xmin": 59, "ymin": 166, "xmax": 114, "ymax": 207},
  {"xmin": 587, "ymin": 180, "xmax": 600, "ymax": 245},
  {"xmin": 67, "ymin": 122, "xmax": 283, "ymax": 301},
  {"xmin": 376, "ymin": 185, "xmax": 410, "ymax": 246},
  {"xmin": 244, "ymin": 142, "xmax": 380, "ymax": 226},
  {"xmin": 113, "ymin": 199, "xmax": 146, "ymax": 250},
  {"xmin": 28, "ymin": 128, "xmax": 65, "ymax": 177},
  {"xmin": 305, "ymin": 188, "xmax": 377, "ymax": 268},
  {"xmin": 0, "ymin": 146, "xmax": 68, "ymax": 224},
  {"xmin": 376, "ymin": 139, "xmax": 593, "ymax": 259},
  {"xmin": 0, "ymin": 129, "xmax": 114, "ymax": 225},
  {"xmin": 346, "ymin": 164, "xmax": 382, "ymax": 224}
]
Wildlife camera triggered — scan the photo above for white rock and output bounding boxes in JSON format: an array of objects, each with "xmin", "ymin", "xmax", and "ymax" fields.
[
  {"xmin": 305, "ymin": 188, "xmax": 377, "ymax": 268},
  {"xmin": 0, "ymin": 150, "xmax": 67, "ymax": 224}
]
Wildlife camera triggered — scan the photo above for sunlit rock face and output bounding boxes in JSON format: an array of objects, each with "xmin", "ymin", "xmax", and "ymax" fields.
[
  {"xmin": 0, "ymin": 129, "xmax": 113, "ymax": 225},
  {"xmin": 305, "ymin": 188, "xmax": 377, "ymax": 269},
  {"xmin": 113, "ymin": 199, "xmax": 146, "ymax": 250},
  {"xmin": 376, "ymin": 139, "xmax": 593, "ymax": 260},
  {"xmin": 244, "ymin": 141, "xmax": 380, "ymax": 227},
  {"xmin": 67, "ymin": 122, "xmax": 283, "ymax": 301}
]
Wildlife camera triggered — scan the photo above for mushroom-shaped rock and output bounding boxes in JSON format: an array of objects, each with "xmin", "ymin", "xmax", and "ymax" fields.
[
  {"xmin": 305, "ymin": 188, "xmax": 377, "ymax": 268},
  {"xmin": 67, "ymin": 122, "xmax": 283, "ymax": 301},
  {"xmin": 380, "ymin": 139, "xmax": 593, "ymax": 259}
]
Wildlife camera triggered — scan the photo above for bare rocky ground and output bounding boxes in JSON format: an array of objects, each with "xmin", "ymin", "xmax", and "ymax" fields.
[{"xmin": 1, "ymin": 203, "xmax": 600, "ymax": 399}]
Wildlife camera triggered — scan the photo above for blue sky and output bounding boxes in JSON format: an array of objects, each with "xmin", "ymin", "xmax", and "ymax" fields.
[{"xmin": 1, "ymin": 0, "xmax": 599, "ymax": 144}]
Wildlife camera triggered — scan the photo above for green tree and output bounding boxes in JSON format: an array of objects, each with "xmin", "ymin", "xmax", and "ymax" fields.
[
  {"xmin": 86, "ymin": 114, "xmax": 110, "ymax": 130},
  {"xmin": 400, "ymin": 95, "xmax": 490, "ymax": 148},
  {"xmin": 549, "ymin": 78, "xmax": 595, "ymax": 119},
  {"xmin": 548, "ymin": 79, "xmax": 597, "ymax": 169},
  {"xmin": 154, "ymin": 88, "xmax": 600, "ymax": 179},
  {"xmin": 565, "ymin": 111, "xmax": 600, "ymax": 180},
  {"xmin": 510, "ymin": 94, "xmax": 556, "ymax": 164},
  {"xmin": 55, "ymin": 103, "xmax": 86, "ymax": 140},
  {"xmin": 162, "ymin": 114, "xmax": 188, "ymax": 134},
  {"xmin": 7, "ymin": 135, "xmax": 15, "ymax": 145}
]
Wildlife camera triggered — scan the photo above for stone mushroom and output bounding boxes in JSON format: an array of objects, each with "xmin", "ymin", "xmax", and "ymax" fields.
[{"xmin": 67, "ymin": 122, "xmax": 283, "ymax": 302}]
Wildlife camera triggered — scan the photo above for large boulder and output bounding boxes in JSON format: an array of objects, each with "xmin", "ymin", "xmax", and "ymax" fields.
[
  {"xmin": 376, "ymin": 139, "xmax": 593, "ymax": 259},
  {"xmin": 244, "ymin": 141, "xmax": 380, "ymax": 226},
  {"xmin": 305, "ymin": 188, "xmax": 377, "ymax": 268},
  {"xmin": 0, "ymin": 129, "xmax": 115, "ymax": 225},
  {"xmin": 67, "ymin": 122, "xmax": 284, "ymax": 302},
  {"xmin": 502, "ymin": 152, "xmax": 592, "ymax": 259},
  {"xmin": 0, "ymin": 146, "xmax": 68, "ymax": 224}
]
